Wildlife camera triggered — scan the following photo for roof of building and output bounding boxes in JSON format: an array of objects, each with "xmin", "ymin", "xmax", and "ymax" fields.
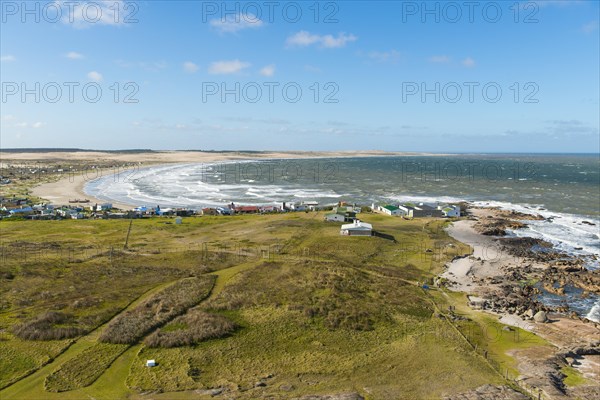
[
  {"xmin": 341, "ymin": 220, "xmax": 372, "ymax": 230},
  {"xmin": 383, "ymin": 205, "xmax": 399, "ymax": 211},
  {"xmin": 236, "ymin": 206, "xmax": 259, "ymax": 211}
]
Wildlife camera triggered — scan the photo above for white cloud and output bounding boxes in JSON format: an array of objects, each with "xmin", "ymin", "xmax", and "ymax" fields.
[
  {"xmin": 429, "ymin": 55, "xmax": 451, "ymax": 64},
  {"xmin": 581, "ymin": 21, "xmax": 598, "ymax": 34},
  {"xmin": 1, "ymin": 55, "xmax": 16, "ymax": 62},
  {"xmin": 367, "ymin": 50, "xmax": 401, "ymax": 63},
  {"xmin": 183, "ymin": 61, "xmax": 199, "ymax": 73},
  {"xmin": 210, "ymin": 13, "xmax": 263, "ymax": 34},
  {"xmin": 462, "ymin": 57, "xmax": 476, "ymax": 68},
  {"xmin": 286, "ymin": 31, "xmax": 357, "ymax": 48},
  {"xmin": 65, "ymin": 51, "xmax": 84, "ymax": 60},
  {"xmin": 87, "ymin": 71, "xmax": 103, "ymax": 81},
  {"xmin": 66, "ymin": 51, "xmax": 84, "ymax": 59},
  {"xmin": 208, "ymin": 60, "xmax": 251, "ymax": 75},
  {"xmin": 1, "ymin": 116, "xmax": 46, "ymax": 130},
  {"xmin": 55, "ymin": 0, "xmax": 133, "ymax": 29},
  {"xmin": 259, "ymin": 64, "xmax": 275, "ymax": 77}
]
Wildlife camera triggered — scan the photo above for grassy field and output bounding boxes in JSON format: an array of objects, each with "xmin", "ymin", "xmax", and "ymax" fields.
[{"xmin": 0, "ymin": 211, "xmax": 540, "ymax": 399}]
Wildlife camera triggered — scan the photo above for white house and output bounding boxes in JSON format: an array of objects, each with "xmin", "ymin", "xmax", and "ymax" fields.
[
  {"xmin": 372, "ymin": 204, "xmax": 402, "ymax": 216},
  {"xmin": 289, "ymin": 202, "xmax": 306, "ymax": 211},
  {"xmin": 302, "ymin": 201, "xmax": 319, "ymax": 211},
  {"xmin": 382, "ymin": 205, "xmax": 402, "ymax": 216},
  {"xmin": 146, "ymin": 359, "xmax": 157, "ymax": 367},
  {"xmin": 340, "ymin": 220, "xmax": 373, "ymax": 236},
  {"xmin": 439, "ymin": 204, "xmax": 461, "ymax": 217},
  {"xmin": 325, "ymin": 213, "xmax": 345, "ymax": 222}
]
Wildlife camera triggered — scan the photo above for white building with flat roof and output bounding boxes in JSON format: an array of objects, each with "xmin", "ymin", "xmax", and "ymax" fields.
[{"xmin": 340, "ymin": 220, "xmax": 373, "ymax": 236}]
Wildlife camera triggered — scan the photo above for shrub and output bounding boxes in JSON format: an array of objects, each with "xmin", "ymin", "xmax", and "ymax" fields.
[
  {"xmin": 144, "ymin": 309, "xmax": 237, "ymax": 348},
  {"xmin": 12, "ymin": 312, "xmax": 86, "ymax": 341},
  {"xmin": 99, "ymin": 276, "xmax": 215, "ymax": 344}
]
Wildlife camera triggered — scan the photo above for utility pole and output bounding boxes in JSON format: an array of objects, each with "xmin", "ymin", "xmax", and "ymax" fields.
[{"xmin": 124, "ymin": 218, "xmax": 133, "ymax": 249}]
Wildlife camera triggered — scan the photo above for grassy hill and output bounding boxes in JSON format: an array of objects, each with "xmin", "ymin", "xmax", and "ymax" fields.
[{"xmin": 0, "ymin": 212, "xmax": 540, "ymax": 399}]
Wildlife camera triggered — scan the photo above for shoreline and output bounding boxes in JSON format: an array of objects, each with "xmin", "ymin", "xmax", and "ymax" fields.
[
  {"xmin": 24, "ymin": 151, "xmax": 420, "ymax": 209},
  {"xmin": 442, "ymin": 208, "xmax": 600, "ymax": 398},
  {"xmin": 31, "ymin": 167, "xmax": 141, "ymax": 210}
]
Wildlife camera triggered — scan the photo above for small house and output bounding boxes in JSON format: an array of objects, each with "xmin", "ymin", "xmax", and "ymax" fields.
[
  {"xmin": 99, "ymin": 203, "xmax": 113, "ymax": 211},
  {"xmin": 439, "ymin": 204, "xmax": 461, "ymax": 217},
  {"xmin": 340, "ymin": 220, "xmax": 373, "ymax": 236},
  {"xmin": 325, "ymin": 213, "xmax": 345, "ymax": 222},
  {"xmin": 302, "ymin": 201, "xmax": 319, "ymax": 211},
  {"xmin": 381, "ymin": 205, "xmax": 402, "ymax": 216},
  {"xmin": 146, "ymin": 359, "xmax": 157, "ymax": 367},
  {"xmin": 398, "ymin": 203, "xmax": 443, "ymax": 218}
]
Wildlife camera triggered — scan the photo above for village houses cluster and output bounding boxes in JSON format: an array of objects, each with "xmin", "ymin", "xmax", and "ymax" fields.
[{"xmin": 1, "ymin": 196, "xmax": 461, "ymax": 238}]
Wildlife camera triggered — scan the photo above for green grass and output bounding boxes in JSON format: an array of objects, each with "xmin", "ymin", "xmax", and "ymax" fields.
[
  {"xmin": 0, "ymin": 212, "xmax": 550, "ymax": 399},
  {"xmin": 0, "ymin": 333, "xmax": 73, "ymax": 389},
  {"xmin": 44, "ymin": 343, "xmax": 129, "ymax": 392},
  {"xmin": 128, "ymin": 307, "xmax": 501, "ymax": 399},
  {"xmin": 439, "ymin": 291, "xmax": 550, "ymax": 378},
  {"xmin": 561, "ymin": 366, "xmax": 589, "ymax": 387}
]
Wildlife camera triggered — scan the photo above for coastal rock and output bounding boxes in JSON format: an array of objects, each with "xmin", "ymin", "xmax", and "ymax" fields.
[
  {"xmin": 194, "ymin": 388, "xmax": 224, "ymax": 396},
  {"xmin": 294, "ymin": 393, "xmax": 364, "ymax": 400},
  {"xmin": 442, "ymin": 384, "xmax": 528, "ymax": 400},
  {"xmin": 534, "ymin": 311, "xmax": 549, "ymax": 323}
]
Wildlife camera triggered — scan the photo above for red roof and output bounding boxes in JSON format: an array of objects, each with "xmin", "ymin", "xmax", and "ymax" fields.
[{"xmin": 235, "ymin": 206, "xmax": 259, "ymax": 212}]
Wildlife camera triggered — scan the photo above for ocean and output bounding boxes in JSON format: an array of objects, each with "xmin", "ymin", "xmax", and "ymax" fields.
[{"xmin": 85, "ymin": 154, "xmax": 600, "ymax": 321}]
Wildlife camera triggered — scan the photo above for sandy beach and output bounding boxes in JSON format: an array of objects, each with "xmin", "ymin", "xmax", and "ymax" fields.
[
  {"xmin": 31, "ymin": 171, "xmax": 137, "ymax": 210},
  {"xmin": 0, "ymin": 149, "xmax": 440, "ymax": 163}
]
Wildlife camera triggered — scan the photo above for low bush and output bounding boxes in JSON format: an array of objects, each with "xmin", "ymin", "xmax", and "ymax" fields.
[
  {"xmin": 99, "ymin": 276, "xmax": 215, "ymax": 344},
  {"xmin": 12, "ymin": 312, "xmax": 86, "ymax": 341},
  {"xmin": 144, "ymin": 309, "xmax": 237, "ymax": 348}
]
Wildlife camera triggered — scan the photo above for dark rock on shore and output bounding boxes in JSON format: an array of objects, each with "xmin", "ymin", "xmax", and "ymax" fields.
[
  {"xmin": 294, "ymin": 393, "xmax": 364, "ymax": 400},
  {"xmin": 475, "ymin": 218, "xmax": 527, "ymax": 236},
  {"xmin": 442, "ymin": 384, "xmax": 528, "ymax": 400}
]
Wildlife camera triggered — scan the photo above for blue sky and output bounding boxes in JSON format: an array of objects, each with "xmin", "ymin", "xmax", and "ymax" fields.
[{"xmin": 1, "ymin": 0, "xmax": 599, "ymax": 152}]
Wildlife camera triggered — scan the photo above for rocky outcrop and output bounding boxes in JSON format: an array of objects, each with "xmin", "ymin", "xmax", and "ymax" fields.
[
  {"xmin": 442, "ymin": 385, "xmax": 528, "ymax": 400},
  {"xmin": 541, "ymin": 266, "xmax": 600, "ymax": 295},
  {"xmin": 534, "ymin": 311, "xmax": 548, "ymax": 323},
  {"xmin": 474, "ymin": 218, "xmax": 527, "ymax": 236},
  {"xmin": 293, "ymin": 393, "xmax": 364, "ymax": 400}
]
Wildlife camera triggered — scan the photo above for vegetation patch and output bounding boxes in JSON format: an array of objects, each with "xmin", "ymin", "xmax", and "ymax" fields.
[
  {"xmin": 99, "ymin": 276, "xmax": 215, "ymax": 344},
  {"xmin": 11, "ymin": 312, "xmax": 86, "ymax": 341},
  {"xmin": 145, "ymin": 309, "xmax": 237, "ymax": 348},
  {"xmin": 44, "ymin": 342, "xmax": 128, "ymax": 392},
  {"xmin": 561, "ymin": 365, "xmax": 588, "ymax": 387},
  {"xmin": 206, "ymin": 261, "xmax": 431, "ymax": 331},
  {"xmin": 0, "ymin": 333, "xmax": 72, "ymax": 389}
]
